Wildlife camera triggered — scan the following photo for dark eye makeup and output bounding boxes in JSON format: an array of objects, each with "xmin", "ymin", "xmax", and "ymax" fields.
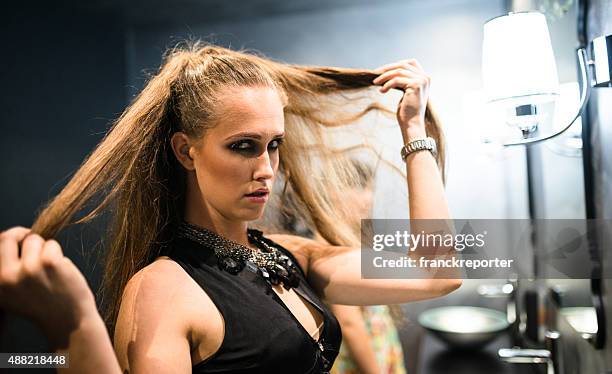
[{"xmin": 228, "ymin": 137, "xmax": 284, "ymax": 157}]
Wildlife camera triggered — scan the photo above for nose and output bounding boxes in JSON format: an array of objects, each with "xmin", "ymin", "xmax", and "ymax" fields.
[{"xmin": 253, "ymin": 150, "xmax": 275, "ymax": 181}]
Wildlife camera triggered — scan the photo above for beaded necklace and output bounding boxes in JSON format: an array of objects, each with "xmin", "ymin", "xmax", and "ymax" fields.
[{"xmin": 177, "ymin": 221, "xmax": 300, "ymax": 290}]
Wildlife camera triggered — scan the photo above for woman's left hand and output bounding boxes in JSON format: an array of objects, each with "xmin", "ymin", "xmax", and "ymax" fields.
[{"xmin": 372, "ymin": 59, "xmax": 431, "ymax": 138}]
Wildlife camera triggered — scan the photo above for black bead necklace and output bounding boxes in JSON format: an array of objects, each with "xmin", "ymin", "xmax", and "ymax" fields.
[{"xmin": 177, "ymin": 221, "xmax": 300, "ymax": 290}]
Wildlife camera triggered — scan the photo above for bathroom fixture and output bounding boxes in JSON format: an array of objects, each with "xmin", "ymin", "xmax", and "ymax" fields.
[
  {"xmin": 482, "ymin": 11, "xmax": 611, "ymax": 146},
  {"xmin": 418, "ymin": 306, "xmax": 510, "ymax": 349}
]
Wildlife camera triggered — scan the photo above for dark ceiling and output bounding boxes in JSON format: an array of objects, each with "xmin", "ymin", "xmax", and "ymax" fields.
[{"xmin": 55, "ymin": 0, "xmax": 400, "ymax": 27}]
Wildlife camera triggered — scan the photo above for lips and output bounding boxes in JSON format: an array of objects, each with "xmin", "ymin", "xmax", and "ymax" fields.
[
  {"xmin": 245, "ymin": 189, "xmax": 269, "ymax": 197},
  {"xmin": 244, "ymin": 189, "xmax": 269, "ymax": 204}
]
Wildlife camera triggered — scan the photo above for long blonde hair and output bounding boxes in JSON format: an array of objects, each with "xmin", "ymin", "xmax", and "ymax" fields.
[{"xmin": 30, "ymin": 42, "xmax": 445, "ymax": 336}]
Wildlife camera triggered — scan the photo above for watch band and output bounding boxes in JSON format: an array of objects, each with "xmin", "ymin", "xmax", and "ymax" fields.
[{"xmin": 400, "ymin": 137, "xmax": 437, "ymax": 162}]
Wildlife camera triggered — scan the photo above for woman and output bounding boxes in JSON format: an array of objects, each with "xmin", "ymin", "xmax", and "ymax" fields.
[{"xmin": 0, "ymin": 43, "xmax": 459, "ymax": 373}]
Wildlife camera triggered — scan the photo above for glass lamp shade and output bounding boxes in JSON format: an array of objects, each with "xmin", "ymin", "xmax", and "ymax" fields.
[{"xmin": 482, "ymin": 12, "xmax": 560, "ymax": 106}]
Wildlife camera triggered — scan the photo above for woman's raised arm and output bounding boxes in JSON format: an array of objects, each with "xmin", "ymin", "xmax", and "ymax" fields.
[
  {"xmin": 268, "ymin": 234, "xmax": 460, "ymax": 305},
  {"xmin": 270, "ymin": 59, "xmax": 461, "ymax": 305}
]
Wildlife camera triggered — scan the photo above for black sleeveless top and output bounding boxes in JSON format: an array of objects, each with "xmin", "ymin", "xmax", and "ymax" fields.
[{"xmin": 163, "ymin": 230, "xmax": 342, "ymax": 374}]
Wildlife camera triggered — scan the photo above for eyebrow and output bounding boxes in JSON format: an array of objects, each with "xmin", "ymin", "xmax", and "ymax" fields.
[{"xmin": 225, "ymin": 132, "xmax": 285, "ymax": 140}]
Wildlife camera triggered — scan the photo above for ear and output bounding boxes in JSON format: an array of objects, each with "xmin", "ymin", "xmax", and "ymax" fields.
[{"xmin": 170, "ymin": 132, "xmax": 196, "ymax": 171}]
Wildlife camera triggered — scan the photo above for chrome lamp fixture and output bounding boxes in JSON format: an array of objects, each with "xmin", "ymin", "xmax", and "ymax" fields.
[{"xmin": 482, "ymin": 11, "xmax": 611, "ymax": 147}]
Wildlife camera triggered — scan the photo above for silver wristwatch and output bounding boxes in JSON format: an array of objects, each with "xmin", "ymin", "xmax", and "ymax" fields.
[{"xmin": 400, "ymin": 137, "xmax": 437, "ymax": 162}]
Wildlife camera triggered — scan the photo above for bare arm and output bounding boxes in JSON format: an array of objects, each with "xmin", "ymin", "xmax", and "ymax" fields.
[
  {"xmin": 55, "ymin": 313, "xmax": 121, "ymax": 374},
  {"xmin": 329, "ymin": 305, "xmax": 380, "ymax": 374},
  {"xmin": 297, "ymin": 144, "xmax": 459, "ymax": 304},
  {"xmin": 0, "ymin": 227, "xmax": 121, "ymax": 374},
  {"xmin": 114, "ymin": 262, "xmax": 194, "ymax": 373},
  {"xmin": 373, "ymin": 59, "xmax": 451, "ymax": 221},
  {"xmin": 114, "ymin": 259, "xmax": 223, "ymax": 374},
  {"xmin": 265, "ymin": 233, "xmax": 458, "ymax": 305}
]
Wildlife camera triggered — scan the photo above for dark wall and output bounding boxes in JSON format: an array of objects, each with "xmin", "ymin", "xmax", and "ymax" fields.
[{"xmin": 0, "ymin": 3, "xmax": 127, "ymax": 357}]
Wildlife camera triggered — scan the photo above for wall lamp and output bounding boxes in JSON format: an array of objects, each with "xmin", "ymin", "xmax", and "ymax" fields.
[{"xmin": 482, "ymin": 11, "xmax": 611, "ymax": 147}]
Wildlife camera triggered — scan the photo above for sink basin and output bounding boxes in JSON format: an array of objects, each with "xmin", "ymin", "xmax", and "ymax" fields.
[
  {"xmin": 418, "ymin": 306, "xmax": 510, "ymax": 350},
  {"xmin": 560, "ymin": 307, "xmax": 597, "ymax": 336}
]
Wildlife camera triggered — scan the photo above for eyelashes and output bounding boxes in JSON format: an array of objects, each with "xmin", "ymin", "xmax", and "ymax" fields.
[{"xmin": 228, "ymin": 138, "xmax": 284, "ymax": 157}]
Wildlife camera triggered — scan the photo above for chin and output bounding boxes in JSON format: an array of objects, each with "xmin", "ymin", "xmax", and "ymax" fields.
[{"xmin": 237, "ymin": 208, "xmax": 266, "ymax": 222}]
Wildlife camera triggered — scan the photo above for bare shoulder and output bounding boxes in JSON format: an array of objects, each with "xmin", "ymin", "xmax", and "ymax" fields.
[{"xmin": 114, "ymin": 257, "xmax": 224, "ymax": 372}]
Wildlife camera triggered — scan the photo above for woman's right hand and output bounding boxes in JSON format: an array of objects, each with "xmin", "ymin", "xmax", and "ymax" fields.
[
  {"xmin": 372, "ymin": 59, "xmax": 431, "ymax": 141},
  {"xmin": 0, "ymin": 227, "xmax": 98, "ymax": 348}
]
